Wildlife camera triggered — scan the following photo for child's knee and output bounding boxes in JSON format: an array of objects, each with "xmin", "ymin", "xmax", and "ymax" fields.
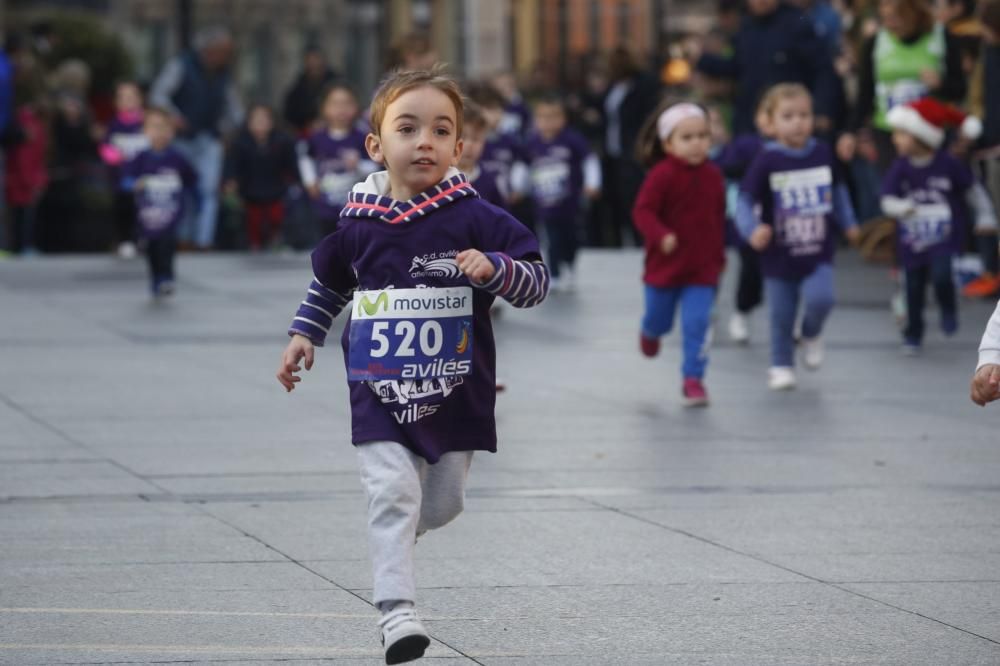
[{"xmin": 418, "ymin": 494, "xmax": 464, "ymax": 532}]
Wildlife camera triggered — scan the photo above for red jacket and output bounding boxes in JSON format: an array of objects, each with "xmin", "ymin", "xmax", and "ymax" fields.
[
  {"xmin": 632, "ymin": 154, "xmax": 726, "ymax": 288},
  {"xmin": 5, "ymin": 106, "xmax": 49, "ymax": 207}
]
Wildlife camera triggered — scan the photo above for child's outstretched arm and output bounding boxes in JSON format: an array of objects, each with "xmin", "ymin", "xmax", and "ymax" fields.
[
  {"xmin": 832, "ymin": 181, "xmax": 861, "ymax": 245},
  {"xmin": 457, "ymin": 249, "xmax": 549, "ymax": 308},
  {"xmin": 972, "ymin": 300, "xmax": 1000, "ymax": 406}
]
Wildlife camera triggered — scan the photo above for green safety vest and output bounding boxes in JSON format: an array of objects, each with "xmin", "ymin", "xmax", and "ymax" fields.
[{"xmin": 873, "ymin": 23, "xmax": 945, "ymax": 131}]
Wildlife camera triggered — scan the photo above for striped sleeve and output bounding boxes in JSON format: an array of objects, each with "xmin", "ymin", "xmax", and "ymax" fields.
[
  {"xmin": 478, "ymin": 252, "xmax": 549, "ymax": 308},
  {"xmin": 287, "ymin": 277, "xmax": 354, "ymax": 346}
]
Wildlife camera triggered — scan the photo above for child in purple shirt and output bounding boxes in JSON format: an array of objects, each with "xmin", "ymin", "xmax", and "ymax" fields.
[
  {"xmin": 298, "ymin": 84, "xmax": 378, "ymax": 237},
  {"xmin": 122, "ymin": 107, "xmax": 198, "ymax": 298},
  {"xmin": 737, "ymin": 84, "xmax": 860, "ymax": 391},
  {"xmin": 459, "ymin": 103, "xmax": 508, "ymax": 208},
  {"xmin": 525, "ymin": 96, "xmax": 601, "ymax": 289},
  {"xmin": 276, "ymin": 69, "xmax": 548, "ymax": 665},
  {"xmin": 880, "ymin": 97, "xmax": 997, "ymax": 353}
]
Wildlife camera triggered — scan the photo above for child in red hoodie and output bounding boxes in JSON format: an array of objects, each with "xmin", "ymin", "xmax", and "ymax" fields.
[{"xmin": 633, "ymin": 102, "xmax": 726, "ymax": 406}]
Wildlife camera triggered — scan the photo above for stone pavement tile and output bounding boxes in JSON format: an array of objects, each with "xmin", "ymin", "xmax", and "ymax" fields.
[
  {"xmin": 766, "ymin": 551, "xmax": 1000, "ymax": 584},
  {"xmin": 842, "ymin": 581, "xmax": 1000, "ymax": 643},
  {"xmin": 426, "ymin": 606, "xmax": 1000, "ymax": 665},
  {"xmin": 0, "ymin": 400, "xmax": 81, "ymax": 453},
  {"xmin": 0, "ymin": 460, "xmax": 164, "ymax": 499},
  {"xmin": 0, "ymin": 501, "xmax": 279, "ymax": 565},
  {"xmin": 148, "ymin": 471, "xmax": 365, "ymax": 497}
]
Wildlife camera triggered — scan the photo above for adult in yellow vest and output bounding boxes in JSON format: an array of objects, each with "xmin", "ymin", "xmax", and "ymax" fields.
[{"xmin": 837, "ymin": 0, "xmax": 967, "ymax": 172}]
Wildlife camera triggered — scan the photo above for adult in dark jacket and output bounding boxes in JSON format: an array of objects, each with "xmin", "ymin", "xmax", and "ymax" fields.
[
  {"xmin": 696, "ymin": 0, "xmax": 839, "ymax": 136},
  {"xmin": 282, "ymin": 46, "xmax": 337, "ymax": 136},
  {"xmin": 150, "ymin": 26, "xmax": 244, "ymax": 250},
  {"xmin": 602, "ymin": 47, "xmax": 661, "ymax": 246}
]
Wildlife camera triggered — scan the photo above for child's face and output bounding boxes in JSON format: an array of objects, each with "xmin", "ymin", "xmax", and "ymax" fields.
[
  {"xmin": 459, "ymin": 124, "xmax": 487, "ymax": 169},
  {"xmin": 663, "ymin": 116, "xmax": 711, "ymax": 166},
  {"xmin": 144, "ymin": 113, "xmax": 174, "ymax": 150},
  {"xmin": 534, "ymin": 103, "xmax": 566, "ymax": 141},
  {"xmin": 747, "ymin": 0, "xmax": 779, "ymax": 16},
  {"xmin": 707, "ymin": 108, "xmax": 729, "ymax": 148},
  {"xmin": 982, "ymin": 24, "xmax": 1000, "ymax": 45},
  {"xmin": 248, "ymin": 108, "xmax": 273, "ymax": 139},
  {"xmin": 366, "ymin": 86, "xmax": 463, "ymax": 198},
  {"xmin": 322, "ymin": 89, "xmax": 359, "ymax": 129},
  {"xmin": 770, "ymin": 94, "xmax": 814, "ymax": 149},
  {"xmin": 891, "ymin": 128, "xmax": 933, "ymax": 157},
  {"xmin": 480, "ymin": 104, "xmax": 504, "ymax": 131},
  {"xmin": 115, "ymin": 84, "xmax": 142, "ymax": 113}
]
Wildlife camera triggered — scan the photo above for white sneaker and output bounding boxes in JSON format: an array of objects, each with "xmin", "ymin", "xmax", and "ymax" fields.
[
  {"xmin": 768, "ymin": 366, "xmax": 797, "ymax": 391},
  {"xmin": 117, "ymin": 241, "xmax": 137, "ymax": 259},
  {"xmin": 728, "ymin": 312, "xmax": 750, "ymax": 343},
  {"xmin": 801, "ymin": 337, "xmax": 823, "ymax": 369},
  {"xmin": 379, "ymin": 606, "xmax": 429, "ymax": 665}
]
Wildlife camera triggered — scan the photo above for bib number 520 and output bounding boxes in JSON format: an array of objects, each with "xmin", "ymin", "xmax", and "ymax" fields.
[{"xmin": 370, "ymin": 320, "xmax": 444, "ymax": 358}]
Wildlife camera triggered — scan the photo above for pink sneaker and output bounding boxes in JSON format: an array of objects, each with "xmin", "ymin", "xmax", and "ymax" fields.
[
  {"xmin": 682, "ymin": 377, "xmax": 709, "ymax": 407},
  {"xmin": 640, "ymin": 334, "xmax": 660, "ymax": 358}
]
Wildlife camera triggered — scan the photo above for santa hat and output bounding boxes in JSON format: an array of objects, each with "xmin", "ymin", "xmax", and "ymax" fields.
[{"xmin": 886, "ymin": 97, "xmax": 983, "ymax": 149}]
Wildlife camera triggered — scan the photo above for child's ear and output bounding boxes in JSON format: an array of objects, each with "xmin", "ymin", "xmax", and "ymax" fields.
[
  {"xmin": 365, "ymin": 133, "xmax": 385, "ymax": 165},
  {"xmin": 452, "ymin": 138, "xmax": 464, "ymax": 167}
]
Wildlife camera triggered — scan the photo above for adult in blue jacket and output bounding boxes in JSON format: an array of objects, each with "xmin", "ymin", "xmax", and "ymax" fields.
[{"xmin": 696, "ymin": 0, "xmax": 839, "ymax": 136}]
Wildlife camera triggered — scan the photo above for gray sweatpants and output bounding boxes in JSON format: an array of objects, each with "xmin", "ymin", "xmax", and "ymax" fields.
[{"xmin": 356, "ymin": 440, "xmax": 473, "ymax": 606}]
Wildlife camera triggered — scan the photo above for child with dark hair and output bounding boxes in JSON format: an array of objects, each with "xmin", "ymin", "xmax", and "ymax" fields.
[
  {"xmin": 223, "ymin": 105, "xmax": 299, "ymax": 251},
  {"xmin": 99, "ymin": 81, "xmax": 149, "ymax": 259}
]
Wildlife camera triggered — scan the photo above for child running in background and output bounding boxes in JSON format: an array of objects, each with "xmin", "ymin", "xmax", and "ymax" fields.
[
  {"xmin": 465, "ymin": 81, "xmax": 529, "ymax": 212},
  {"xmin": 737, "ymin": 84, "xmax": 860, "ymax": 390},
  {"xmin": 298, "ymin": 84, "xmax": 378, "ymax": 238},
  {"xmin": 881, "ymin": 97, "xmax": 997, "ymax": 354},
  {"xmin": 123, "ymin": 107, "xmax": 198, "ymax": 298},
  {"xmin": 223, "ymin": 104, "xmax": 299, "ymax": 251},
  {"xmin": 99, "ymin": 81, "xmax": 149, "ymax": 259},
  {"xmin": 459, "ymin": 102, "xmax": 508, "ymax": 208},
  {"xmin": 715, "ymin": 102, "xmax": 773, "ymax": 344},
  {"xmin": 4, "ymin": 90, "xmax": 48, "ymax": 257},
  {"xmin": 633, "ymin": 102, "xmax": 726, "ymax": 407},
  {"xmin": 276, "ymin": 68, "xmax": 548, "ymax": 664},
  {"xmin": 525, "ymin": 95, "xmax": 601, "ymax": 290}
]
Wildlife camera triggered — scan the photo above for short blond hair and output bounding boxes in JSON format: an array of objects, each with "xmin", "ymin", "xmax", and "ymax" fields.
[
  {"xmin": 369, "ymin": 66, "xmax": 464, "ymax": 138},
  {"xmin": 758, "ymin": 83, "xmax": 812, "ymax": 119}
]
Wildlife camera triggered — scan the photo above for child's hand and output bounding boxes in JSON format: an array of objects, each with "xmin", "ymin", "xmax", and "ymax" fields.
[
  {"xmin": 306, "ymin": 184, "xmax": 320, "ymax": 199},
  {"xmin": 971, "ymin": 364, "xmax": 1000, "ymax": 406},
  {"xmin": 223, "ymin": 180, "xmax": 237, "ymax": 196},
  {"xmin": 920, "ymin": 68, "xmax": 942, "ymax": 91},
  {"xmin": 845, "ymin": 226, "xmax": 861, "ymax": 247},
  {"xmin": 456, "ymin": 249, "xmax": 495, "ymax": 284},
  {"xmin": 584, "ymin": 186, "xmax": 601, "ymax": 200},
  {"xmin": 749, "ymin": 225, "xmax": 773, "ymax": 251},
  {"xmin": 277, "ymin": 335, "xmax": 315, "ymax": 392},
  {"xmin": 660, "ymin": 233, "xmax": 678, "ymax": 255}
]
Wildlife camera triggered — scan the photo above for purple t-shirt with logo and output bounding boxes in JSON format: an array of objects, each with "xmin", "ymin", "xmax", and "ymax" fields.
[
  {"xmin": 304, "ymin": 128, "xmax": 370, "ymax": 220},
  {"xmin": 124, "ymin": 147, "xmax": 197, "ymax": 239},
  {"xmin": 740, "ymin": 140, "xmax": 850, "ymax": 279},
  {"xmin": 881, "ymin": 151, "xmax": 974, "ymax": 269},
  {"xmin": 524, "ymin": 127, "xmax": 592, "ymax": 222},
  {"xmin": 303, "ymin": 173, "xmax": 543, "ymax": 462}
]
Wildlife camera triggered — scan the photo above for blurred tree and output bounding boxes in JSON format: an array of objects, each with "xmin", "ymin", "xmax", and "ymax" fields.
[{"xmin": 39, "ymin": 14, "xmax": 134, "ymax": 98}]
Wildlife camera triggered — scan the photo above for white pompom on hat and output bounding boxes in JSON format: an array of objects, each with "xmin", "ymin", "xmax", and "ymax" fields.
[{"xmin": 886, "ymin": 97, "xmax": 983, "ymax": 149}]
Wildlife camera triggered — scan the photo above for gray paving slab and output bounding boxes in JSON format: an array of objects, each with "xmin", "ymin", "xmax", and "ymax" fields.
[{"xmin": 1, "ymin": 250, "xmax": 999, "ymax": 664}]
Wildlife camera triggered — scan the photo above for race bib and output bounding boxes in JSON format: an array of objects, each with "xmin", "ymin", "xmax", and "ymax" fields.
[
  {"xmin": 348, "ymin": 288, "xmax": 474, "ymax": 381},
  {"xmin": 319, "ymin": 170, "xmax": 358, "ymax": 205},
  {"xmin": 532, "ymin": 161, "xmax": 571, "ymax": 207},
  {"xmin": 884, "ymin": 80, "xmax": 929, "ymax": 112},
  {"xmin": 770, "ymin": 167, "xmax": 833, "ymax": 256},
  {"xmin": 901, "ymin": 203, "xmax": 952, "ymax": 251}
]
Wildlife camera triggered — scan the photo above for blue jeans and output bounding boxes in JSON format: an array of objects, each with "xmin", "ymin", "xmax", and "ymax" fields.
[
  {"xmin": 174, "ymin": 133, "xmax": 223, "ymax": 248},
  {"xmin": 641, "ymin": 285, "xmax": 716, "ymax": 379},
  {"xmin": 764, "ymin": 264, "xmax": 835, "ymax": 367},
  {"xmin": 542, "ymin": 216, "xmax": 579, "ymax": 278},
  {"xmin": 904, "ymin": 254, "xmax": 956, "ymax": 344}
]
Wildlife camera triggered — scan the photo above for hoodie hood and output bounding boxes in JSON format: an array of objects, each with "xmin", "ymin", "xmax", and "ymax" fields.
[{"xmin": 341, "ymin": 167, "xmax": 478, "ymax": 224}]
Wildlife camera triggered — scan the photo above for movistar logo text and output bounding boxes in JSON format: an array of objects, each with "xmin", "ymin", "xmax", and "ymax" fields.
[{"xmin": 359, "ymin": 291, "xmax": 389, "ymax": 315}]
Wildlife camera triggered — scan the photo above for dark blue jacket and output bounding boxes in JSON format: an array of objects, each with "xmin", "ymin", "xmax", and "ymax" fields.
[
  {"xmin": 170, "ymin": 52, "xmax": 231, "ymax": 138},
  {"xmin": 697, "ymin": 2, "xmax": 838, "ymax": 135}
]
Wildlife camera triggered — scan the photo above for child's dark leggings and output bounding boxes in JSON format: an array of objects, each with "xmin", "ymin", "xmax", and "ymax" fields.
[
  {"xmin": 114, "ymin": 191, "xmax": 136, "ymax": 244},
  {"xmin": 904, "ymin": 254, "xmax": 956, "ymax": 344},
  {"xmin": 146, "ymin": 233, "xmax": 177, "ymax": 289},
  {"xmin": 9, "ymin": 205, "xmax": 37, "ymax": 253},
  {"xmin": 543, "ymin": 217, "xmax": 578, "ymax": 278},
  {"xmin": 735, "ymin": 242, "xmax": 763, "ymax": 314}
]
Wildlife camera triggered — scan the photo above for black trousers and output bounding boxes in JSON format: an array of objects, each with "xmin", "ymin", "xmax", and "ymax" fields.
[
  {"xmin": 114, "ymin": 190, "xmax": 136, "ymax": 244},
  {"xmin": 735, "ymin": 242, "xmax": 763, "ymax": 314},
  {"xmin": 542, "ymin": 216, "xmax": 579, "ymax": 278},
  {"xmin": 904, "ymin": 254, "xmax": 956, "ymax": 343},
  {"xmin": 146, "ymin": 233, "xmax": 177, "ymax": 287}
]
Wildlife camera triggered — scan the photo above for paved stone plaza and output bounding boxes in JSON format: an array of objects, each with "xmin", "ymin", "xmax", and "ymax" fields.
[{"xmin": 1, "ymin": 250, "xmax": 999, "ymax": 665}]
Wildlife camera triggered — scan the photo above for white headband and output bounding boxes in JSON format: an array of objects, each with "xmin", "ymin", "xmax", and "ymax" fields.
[{"xmin": 656, "ymin": 103, "xmax": 706, "ymax": 140}]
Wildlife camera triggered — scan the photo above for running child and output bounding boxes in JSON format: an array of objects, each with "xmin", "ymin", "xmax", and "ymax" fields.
[
  {"xmin": 459, "ymin": 102, "xmax": 508, "ymax": 208},
  {"xmin": 276, "ymin": 68, "xmax": 548, "ymax": 665},
  {"xmin": 465, "ymin": 81, "xmax": 529, "ymax": 210},
  {"xmin": 525, "ymin": 94, "xmax": 601, "ymax": 290},
  {"xmin": 223, "ymin": 104, "xmax": 299, "ymax": 251},
  {"xmin": 880, "ymin": 97, "xmax": 996, "ymax": 354},
  {"xmin": 123, "ymin": 107, "xmax": 198, "ymax": 298},
  {"xmin": 298, "ymin": 84, "xmax": 378, "ymax": 237},
  {"xmin": 736, "ymin": 84, "xmax": 860, "ymax": 390},
  {"xmin": 99, "ymin": 81, "xmax": 149, "ymax": 259},
  {"xmin": 633, "ymin": 102, "xmax": 726, "ymax": 406}
]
